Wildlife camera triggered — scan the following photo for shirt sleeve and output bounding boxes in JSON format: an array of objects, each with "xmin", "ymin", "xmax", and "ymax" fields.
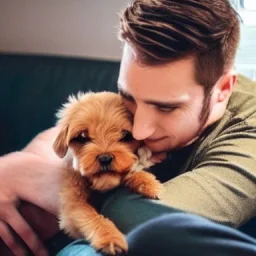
[{"xmin": 159, "ymin": 117, "xmax": 256, "ymax": 228}]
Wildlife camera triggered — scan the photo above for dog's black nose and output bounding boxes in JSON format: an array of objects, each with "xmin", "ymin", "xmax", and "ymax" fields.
[{"xmin": 97, "ymin": 154, "xmax": 114, "ymax": 166}]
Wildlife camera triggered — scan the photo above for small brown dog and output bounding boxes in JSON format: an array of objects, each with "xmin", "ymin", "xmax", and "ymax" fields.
[{"xmin": 53, "ymin": 91, "xmax": 161, "ymax": 255}]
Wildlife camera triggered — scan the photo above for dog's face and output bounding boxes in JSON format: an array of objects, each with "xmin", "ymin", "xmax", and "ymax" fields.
[{"xmin": 53, "ymin": 92, "xmax": 141, "ymax": 191}]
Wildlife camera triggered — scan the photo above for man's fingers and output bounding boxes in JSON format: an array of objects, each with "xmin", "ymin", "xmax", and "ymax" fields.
[
  {"xmin": 0, "ymin": 220, "xmax": 26, "ymax": 256},
  {"xmin": 7, "ymin": 207, "xmax": 48, "ymax": 256},
  {"xmin": 19, "ymin": 202, "xmax": 60, "ymax": 241}
]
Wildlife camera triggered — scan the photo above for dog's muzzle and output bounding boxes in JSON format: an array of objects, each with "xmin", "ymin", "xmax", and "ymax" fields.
[{"xmin": 97, "ymin": 153, "xmax": 114, "ymax": 170}]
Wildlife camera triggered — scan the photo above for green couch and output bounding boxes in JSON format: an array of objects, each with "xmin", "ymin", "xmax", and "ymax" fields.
[
  {"xmin": 0, "ymin": 53, "xmax": 255, "ymax": 239},
  {"xmin": 0, "ymin": 53, "xmax": 120, "ymax": 155}
]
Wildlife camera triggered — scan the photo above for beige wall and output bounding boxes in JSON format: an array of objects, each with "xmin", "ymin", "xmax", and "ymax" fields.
[
  {"xmin": 0, "ymin": 0, "xmax": 255, "ymax": 79},
  {"xmin": 0, "ymin": 0, "xmax": 129, "ymax": 60}
]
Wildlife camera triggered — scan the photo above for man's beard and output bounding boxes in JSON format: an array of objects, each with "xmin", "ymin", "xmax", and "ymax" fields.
[{"xmin": 197, "ymin": 89, "xmax": 212, "ymax": 136}]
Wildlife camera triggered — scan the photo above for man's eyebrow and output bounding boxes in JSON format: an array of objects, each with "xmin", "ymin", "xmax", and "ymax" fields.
[
  {"xmin": 118, "ymin": 85, "xmax": 185, "ymax": 108},
  {"xmin": 118, "ymin": 87, "xmax": 135, "ymax": 102},
  {"xmin": 144, "ymin": 99, "xmax": 184, "ymax": 108}
]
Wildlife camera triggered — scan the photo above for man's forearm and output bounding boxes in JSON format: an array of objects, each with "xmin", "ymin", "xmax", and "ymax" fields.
[{"xmin": 100, "ymin": 188, "xmax": 182, "ymax": 234}]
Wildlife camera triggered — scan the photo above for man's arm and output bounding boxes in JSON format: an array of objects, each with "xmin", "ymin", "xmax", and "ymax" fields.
[
  {"xmin": 100, "ymin": 117, "xmax": 256, "ymax": 232},
  {"xmin": 159, "ymin": 118, "xmax": 256, "ymax": 227}
]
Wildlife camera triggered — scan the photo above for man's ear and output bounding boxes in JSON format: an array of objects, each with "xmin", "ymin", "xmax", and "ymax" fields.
[
  {"xmin": 217, "ymin": 72, "xmax": 237, "ymax": 102},
  {"xmin": 53, "ymin": 126, "xmax": 69, "ymax": 158}
]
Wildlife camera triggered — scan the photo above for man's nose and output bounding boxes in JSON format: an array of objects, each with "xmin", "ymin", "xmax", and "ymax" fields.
[{"xmin": 132, "ymin": 107, "xmax": 155, "ymax": 141}]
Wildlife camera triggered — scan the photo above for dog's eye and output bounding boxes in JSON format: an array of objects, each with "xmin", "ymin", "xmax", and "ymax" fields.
[
  {"xmin": 120, "ymin": 130, "xmax": 134, "ymax": 142},
  {"xmin": 72, "ymin": 132, "xmax": 91, "ymax": 144}
]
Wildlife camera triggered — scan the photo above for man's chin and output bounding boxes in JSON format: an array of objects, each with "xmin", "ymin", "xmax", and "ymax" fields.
[{"xmin": 144, "ymin": 142, "xmax": 171, "ymax": 153}]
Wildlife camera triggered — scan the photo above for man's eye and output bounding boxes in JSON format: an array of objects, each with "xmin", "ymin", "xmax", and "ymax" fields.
[
  {"xmin": 120, "ymin": 130, "xmax": 134, "ymax": 142},
  {"xmin": 157, "ymin": 107, "xmax": 176, "ymax": 113}
]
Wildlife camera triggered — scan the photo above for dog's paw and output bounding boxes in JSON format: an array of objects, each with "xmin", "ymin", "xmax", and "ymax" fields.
[
  {"xmin": 91, "ymin": 219, "xmax": 128, "ymax": 255},
  {"xmin": 125, "ymin": 171, "xmax": 162, "ymax": 199}
]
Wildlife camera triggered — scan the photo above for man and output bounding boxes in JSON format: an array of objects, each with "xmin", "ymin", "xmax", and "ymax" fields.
[{"xmin": 0, "ymin": 0, "xmax": 256, "ymax": 255}]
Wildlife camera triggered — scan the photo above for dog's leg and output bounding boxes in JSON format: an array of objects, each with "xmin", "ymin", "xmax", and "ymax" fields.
[
  {"xmin": 59, "ymin": 169, "xmax": 128, "ymax": 255},
  {"xmin": 123, "ymin": 170, "xmax": 162, "ymax": 199}
]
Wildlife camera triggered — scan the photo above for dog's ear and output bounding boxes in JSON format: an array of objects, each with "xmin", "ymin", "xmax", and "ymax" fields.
[{"xmin": 53, "ymin": 126, "xmax": 69, "ymax": 158}]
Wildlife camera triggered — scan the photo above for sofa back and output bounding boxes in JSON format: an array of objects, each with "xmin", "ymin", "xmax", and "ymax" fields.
[{"xmin": 0, "ymin": 54, "xmax": 120, "ymax": 155}]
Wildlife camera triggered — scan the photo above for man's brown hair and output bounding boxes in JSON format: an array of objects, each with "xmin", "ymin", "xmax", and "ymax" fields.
[{"xmin": 119, "ymin": 0, "xmax": 240, "ymax": 92}]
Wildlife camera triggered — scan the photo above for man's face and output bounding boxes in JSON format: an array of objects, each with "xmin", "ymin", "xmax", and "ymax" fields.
[{"xmin": 118, "ymin": 44, "xmax": 210, "ymax": 153}]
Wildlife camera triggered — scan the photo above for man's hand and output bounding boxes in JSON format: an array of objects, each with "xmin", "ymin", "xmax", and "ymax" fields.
[
  {"xmin": 0, "ymin": 127, "xmax": 64, "ymax": 255},
  {"xmin": 0, "ymin": 152, "xmax": 49, "ymax": 255}
]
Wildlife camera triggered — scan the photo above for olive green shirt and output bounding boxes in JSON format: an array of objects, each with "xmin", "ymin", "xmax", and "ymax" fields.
[{"xmin": 157, "ymin": 75, "xmax": 256, "ymax": 228}]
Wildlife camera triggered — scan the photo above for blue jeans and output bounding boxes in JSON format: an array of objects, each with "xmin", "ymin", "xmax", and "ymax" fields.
[{"xmin": 53, "ymin": 188, "xmax": 256, "ymax": 256}]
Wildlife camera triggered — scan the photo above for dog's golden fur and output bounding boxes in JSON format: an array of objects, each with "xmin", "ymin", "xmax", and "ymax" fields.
[{"xmin": 53, "ymin": 91, "xmax": 161, "ymax": 255}]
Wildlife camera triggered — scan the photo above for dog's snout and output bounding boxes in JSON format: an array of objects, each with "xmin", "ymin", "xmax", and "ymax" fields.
[{"xmin": 97, "ymin": 153, "xmax": 114, "ymax": 166}]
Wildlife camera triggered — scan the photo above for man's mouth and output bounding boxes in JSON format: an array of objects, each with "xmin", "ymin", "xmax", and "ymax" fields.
[{"xmin": 145, "ymin": 137, "xmax": 166, "ymax": 143}]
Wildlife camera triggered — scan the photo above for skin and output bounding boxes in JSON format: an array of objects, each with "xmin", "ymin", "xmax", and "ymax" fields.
[
  {"xmin": 0, "ymin": 127, "xmax": 63, "ymax": 256},
  {"xmin": 118, "ymin": 43, "xmax": 237, "ymax": 153}
]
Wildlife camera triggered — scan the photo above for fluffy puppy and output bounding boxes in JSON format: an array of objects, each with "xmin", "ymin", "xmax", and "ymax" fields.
[{"xmin": 53, "ymin": 91, "xmax": 161, "ymax": 255}]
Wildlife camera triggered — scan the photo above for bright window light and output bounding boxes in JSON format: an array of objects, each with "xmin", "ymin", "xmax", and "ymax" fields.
[
  {"xmin": 230, "ymin": 0, "xmax": 256, "ymax": 80},
  {"xmin": 241, "ymin": 0, "xmax": 256, "ymax": 10}
]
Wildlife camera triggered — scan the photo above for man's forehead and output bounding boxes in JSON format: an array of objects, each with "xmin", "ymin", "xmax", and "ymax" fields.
[
  {"xmin": 118, "ymin": 45, "xmax": 203, "ymax": 104},
  {"xmin": 120, "ymin": 51, "xmax": 198, "ymax": 88}
]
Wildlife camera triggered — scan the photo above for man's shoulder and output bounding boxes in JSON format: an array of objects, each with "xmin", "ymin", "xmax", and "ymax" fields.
[
  {"xmin": 190, "ymin": 75, "xmax": 256, "ymax": 169},
  {"xmin": 227, "ymin": 75, "xmax": 256, "ymax": 121}
]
